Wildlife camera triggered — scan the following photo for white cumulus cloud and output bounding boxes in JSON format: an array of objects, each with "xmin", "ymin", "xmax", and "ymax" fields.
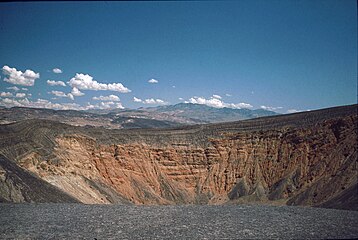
[
  {"xmin": 87, "ymin": 101, "xmax": 124, "ymax": 110},
  {"xmin": 71, "ymin": 87, "xmax": 84, "ymax": 96},
  {"xmin": 133, "ymin": 97, "xmax": 166, "ymax": 104},
  {"xmin": 49, "ymin": 90, "xmax": 74, "ymax": 100},
  {"xmin": 1, "ymin": 98, "xmax": 26, "ymax": 107},
  {"xmin": 68, "ymin": 73, "xmax": 131, "ymax": 93},
  {"xmin": 47, "ymin": 80, "xmax": 66, "ymax": 87},
  {"xmin": 67, "ymin": 94, "xmax": 74, "ymax": 100},
  {"xmin": 0, "ymin": 92, "xmax": 13, "ymax": 97},
  {"xmin": 143, "ymin": 99, "xmax": 156, "ymax": 104},
  {"xmin": 144, "ymin": 98, "xmax": 165, "ymax": 104},
  {"xmin": 260, "ymin": 105, "xmax": 283, "ymax": 111},
  {"xmin": 286, "ymin": 109, "xmax": 309, "ymax": 114},
  {"xmin": 15, "ymin": 93, "xmax": 26, "ymax": 98},
  {"xmin": 188, "ymin": 97, "xmax": 225, "ymax": 108},
  {"xmin": 0, "ymin": 97, "xmax": 125, "ymax": 111},
  {"xmin": 113, "ymin": 102, "xmax": 124, "ymax": 109},
  {"xmin": 50, "ymin": 90, "xmax": 67, "ymax": 97},
  {"xmin": 227, "ymin": 103, "xmax": 253, "ymax": 109},
  {"xmin": 212, "ymin": 94, "xmax": 222, "ymax": 99},
  {"xmin": 187, "ymin": 96, "xmax": 253, "ymax": 109},
  {"xmin": 22, "ymin": 88, "xmax": 28, "ymax": 91},
  {"xmin": 7, "ymin": 86, "xmax": 20, "ymax": 91},
  {"xmin": 92, "ymin": 95, "xmax": 120, "ymax": 102},
  {"xmin": 99, "ymin": 101, "xmax": 115, "ymax": 109},
  {"xmin": 148, "ymin": 78, "xmax": 158, "ymax": 84},
  {"xmin": 133, "ymin": 97, "xmax": 142, "ymax": 102},
  {"xmin": 53, "ymin": 68, "xmax": 62, "ymax": 74},
  {"xmin": 2, "ymin": 65, "xmax": 40, "ymax": 86}
]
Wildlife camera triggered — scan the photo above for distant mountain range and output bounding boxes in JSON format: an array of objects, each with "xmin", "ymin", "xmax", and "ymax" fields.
[
  {"xmin": 147, "ymin": 103, "xmax": 278, "ymax": 123},
  {"xmin": 0, "ymin": 103, "xmax": 278, "ymax": 129}
]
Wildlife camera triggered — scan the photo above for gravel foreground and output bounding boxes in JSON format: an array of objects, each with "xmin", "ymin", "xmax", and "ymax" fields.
[{"xmin": 1, "ymin": 204, "xmax": 358, "ymax": 239}]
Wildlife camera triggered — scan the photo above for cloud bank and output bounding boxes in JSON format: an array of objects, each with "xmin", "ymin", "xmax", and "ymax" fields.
[
  {"xmin": 133, "ymin": 97, "xmax": 165, "ymax": 104},
  {"xmin": 260, "ymin": 105, "xmax": 283, "ymax": 111},
  {"xmin": 186, "ymin": 96, "xmax": 253, "ymax": 109},
  {"xmin": 0, "ymin": 97, "xmax": 124, "ymax": 111},
  {"xmin": 7, "ymin": 86, "xmax": 20, "ymax": 91}
]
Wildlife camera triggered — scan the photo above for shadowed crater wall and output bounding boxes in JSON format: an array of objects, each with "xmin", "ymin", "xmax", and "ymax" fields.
[{"xmin": 0, "ymin": 104, "xmax": 356, "ymax": 210}]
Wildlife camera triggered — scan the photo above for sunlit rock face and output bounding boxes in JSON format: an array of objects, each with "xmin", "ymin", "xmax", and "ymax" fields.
[{"xmin": 0, "ymin": 105, "xmax": 356, "ymax": 210}]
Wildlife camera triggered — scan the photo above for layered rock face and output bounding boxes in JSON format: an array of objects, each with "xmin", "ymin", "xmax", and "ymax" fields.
[{"xmin": 0, "ymin": 105, "xmax": 356, "ymax": 209}]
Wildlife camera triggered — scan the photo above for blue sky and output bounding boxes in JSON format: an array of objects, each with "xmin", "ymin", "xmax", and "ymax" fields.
[{"xmin": 0, "ymin": 1, "xmax": 356, "ymax": 113}]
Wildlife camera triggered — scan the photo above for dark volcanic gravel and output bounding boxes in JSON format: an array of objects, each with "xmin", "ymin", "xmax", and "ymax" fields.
[{"xmin": 1, "ymin": 204, "xmax": 357, "ymax": 239}]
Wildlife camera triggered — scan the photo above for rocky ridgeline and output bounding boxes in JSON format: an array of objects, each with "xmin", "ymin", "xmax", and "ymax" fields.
[
  {"xmin": 0, "ymin": 104, "xmax": 356, "ymax": 210},
  {"xmin": 0, "ymin": 103, "xmax": 278, "ymax": 129}
]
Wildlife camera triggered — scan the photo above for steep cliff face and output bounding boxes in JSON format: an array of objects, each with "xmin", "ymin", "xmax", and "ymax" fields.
[{"xmin": 0, "ymin": 105, "xmax": 357, "ymax": 209}]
